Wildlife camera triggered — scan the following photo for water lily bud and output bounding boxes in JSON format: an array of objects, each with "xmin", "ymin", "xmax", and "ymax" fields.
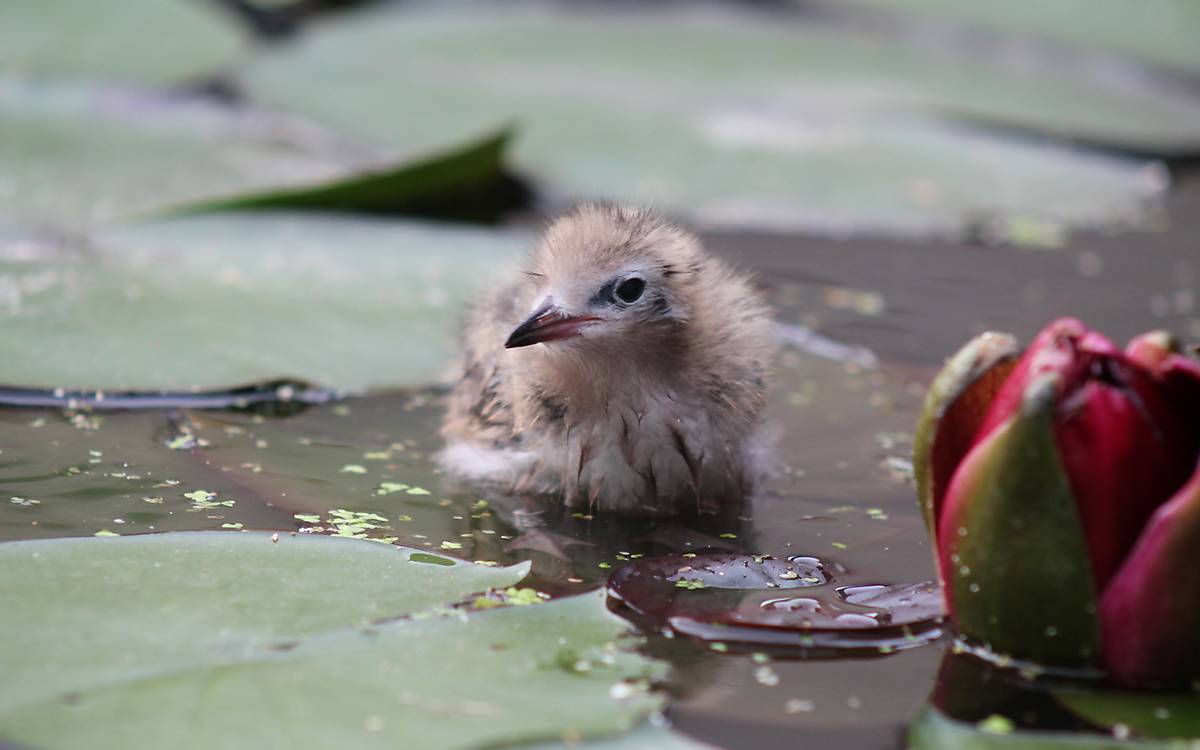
[{"xmin": 916, "ymin": 318, "xmax": 1200, "ymax": 684}]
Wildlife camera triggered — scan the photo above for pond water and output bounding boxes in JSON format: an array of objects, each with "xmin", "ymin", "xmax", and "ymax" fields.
[{"xmin": 2, "ymin": 176, "xmax": 1197, "ymax": 749}]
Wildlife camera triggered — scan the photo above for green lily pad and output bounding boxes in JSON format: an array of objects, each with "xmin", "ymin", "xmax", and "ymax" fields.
[
  {"xmin": 179, "ymin": 126, "xmax": 514, "ymax": 216},
  {"xmin": 909, "ymin": 706, "xmax": 1186, "ymax": 750},
  {"xmin": 0, "ymin": 211, "xmax": 525, "ymax": 391},
  {"xmin": 240, "ymin": 4, "xmax": 1181, "ymax": 237},
  {"xmin": 1054, "ymin": 691, "xmax": 1200, "ymax": 740},
  {"xmin": 831, "ymin": 0, "xmax": 1200, "ymax": 76},
  {"xmin": 0, "ymin": 78, "xmax": 511, "ymax": 232},
  {"xmin": 0, "ymin": 0, "xmax": 243, "ymax": 85},
  {"xmin": 0, "ymin": 532, "xmax": 670, "ymax": 749}
]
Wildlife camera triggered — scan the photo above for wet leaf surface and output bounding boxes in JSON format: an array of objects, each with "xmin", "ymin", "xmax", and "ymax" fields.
[
  {"xmin": 607, "ymin": 552, "xmax": 942, "ymax": 653},
  {"xmin": 0, "ymin": 212, "xmax": 525, "ymax": 391},
  {"xmin": 0, "ymin": 532, "xmax": 677, "ymax": 749},
  {"xmin": 240, "ymin": 3, "xmax": 1183, "ymax": 237}
]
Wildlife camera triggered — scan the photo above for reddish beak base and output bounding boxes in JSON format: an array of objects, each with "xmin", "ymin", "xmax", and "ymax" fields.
[{"xmin": 505, "ymin": 307, "xmax": 599, "ymax": 349}]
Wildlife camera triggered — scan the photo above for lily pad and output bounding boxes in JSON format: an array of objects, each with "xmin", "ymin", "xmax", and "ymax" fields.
[
  {"xmin": 0, "ymin": 0, "xmax": 243, "ymax": 85},
  {"xmin": 909, "ymin": 706, "xmax": 1186, "ymax": 750},
  {"xmin": 1053, "ymin": 691, "xmax": 1200, "ymax": 741},
  {"xmin": 0, "ymin": 79, "xmax": 511, "ymax": 232},
  {"xmin": 607, "ymin": 553, "xmax": 943, "ymax": 653},
  {"xmin": 241, "ymin": 4, "xmax": 1180, "ymax": 236},
  {"xmin": 0, "ymin": 212, "xmax": 526, "ymax": 391},
  {"xmin": 0, "ymin": 532, "xmax": 672, "ymax": 749},
  {"xmin": 832, "ymin": 0, "xmax": 1200, "ymax": 76}
]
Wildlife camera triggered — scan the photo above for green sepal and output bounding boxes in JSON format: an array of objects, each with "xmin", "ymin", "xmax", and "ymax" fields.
[
  {"xmin": 939, "ymin": 374, "xmax": 1099, "ymax": 669},
  {"xmin": 914, "ymin": 331, "xmax": 1020, "ymax": 534}
]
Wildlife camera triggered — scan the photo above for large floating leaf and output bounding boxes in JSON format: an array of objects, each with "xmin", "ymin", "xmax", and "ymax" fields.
[
  {"xmin": 830, "ymin": 0, "xmax": 1200, "ymax": 76},
  {"xmin": 0, "ymin": 532, "xmax": 671, "ymax": 750},
  {"xmin": 0, "ymin": 79, "xmax": 511, "ymax": 232},
  {"xmin": 0, "ymin": 0, "xmax": 243, "ymax": 85},
  {"xmin": 0, "ymin": 212, "xmax": 526, "ymax": 391},
  {"xmin": 240, "ymin": 4, "xmax": 1182, "ymax": 236}
]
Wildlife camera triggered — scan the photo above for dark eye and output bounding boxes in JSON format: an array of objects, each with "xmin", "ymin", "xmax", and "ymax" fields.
[{"xmin": 614, "ymin": 277, "xmax": 645, "ymax": 304}]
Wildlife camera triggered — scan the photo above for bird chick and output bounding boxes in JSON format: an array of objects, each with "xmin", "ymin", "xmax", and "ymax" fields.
[{"xmin": 440, "ymin": 204, "xmax": 775, "ymax": 515}]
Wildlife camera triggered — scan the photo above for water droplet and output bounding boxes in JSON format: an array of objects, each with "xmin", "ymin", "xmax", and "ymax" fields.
[
  {"xmin": 834, "ymin": 613, "xmax": 878, "ymax": 628},
  {"xmin": 761, "ymin": 597, "xmax": 822, "ymax": 613}
]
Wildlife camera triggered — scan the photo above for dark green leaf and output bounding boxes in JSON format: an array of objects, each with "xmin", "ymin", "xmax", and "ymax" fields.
[
  {"xmin": 909, "ymin": 706, "xmax": 1182, "ymax": 750},
  {"xmin": 0, "ymin": 80, "xmax": 511, "ymax": 232}
]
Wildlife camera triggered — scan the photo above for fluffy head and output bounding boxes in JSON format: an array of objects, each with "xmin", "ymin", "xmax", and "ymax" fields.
[{"xmin": 510, "ymin": 204, "xmax": 703, "ymax": 349}]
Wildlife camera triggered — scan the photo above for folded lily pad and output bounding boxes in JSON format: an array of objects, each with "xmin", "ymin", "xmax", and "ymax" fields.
[
  {"xmin": 0, "ymin": 78, "xmax": 512, "ymax": 232},
  {"xmin": 606, "ymin": 553, "xmax": 943, "ymax": 654},
  {"xmin": 0, "ymin": 532, "xmax": 670, "ymax": 750},
  {"xmin": 0, "ymin": 212, "xmax": 526, "ymax": 391},
  {"xmin": 240, "ymin": 4, "xmax": 1181, "ymax": 236},
  {"xmin": 0, "ymin": 0, "xmax": 243, "ymax": 85}
]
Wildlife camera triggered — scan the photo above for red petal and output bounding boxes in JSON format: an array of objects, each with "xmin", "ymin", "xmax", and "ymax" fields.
[
  {"xmin": 974, "ymin": 319, "xmax": 1092, "ymax": 444},
  {"xmin": 917, "ymin": 333, "xmax": 1019, "ymax": 537},
  {"xmin": 1054, "ymin": 372, "xmax": 1194, "ymax": 591},
  {"xmin": 1100, "ymin": 464, "xmax": 1200, "ymax": 685},
  {"xmin": 1125, "ymin": 331, "xmax": 1177, "ymax": 370},
  {"xmin": 973, "ymin": 320, "xmax": 1199, "ymax": 593}
]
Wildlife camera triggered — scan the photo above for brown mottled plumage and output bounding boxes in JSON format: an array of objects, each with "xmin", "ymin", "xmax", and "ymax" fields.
[{"xmin": 439, "ymin": 204, "xmax": 775, "ymax": 514}]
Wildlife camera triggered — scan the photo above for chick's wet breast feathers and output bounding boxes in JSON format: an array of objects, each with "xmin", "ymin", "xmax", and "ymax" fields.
[{"xmin": 440, "ymin": 204, "xmax": 775, "ymax": 514}]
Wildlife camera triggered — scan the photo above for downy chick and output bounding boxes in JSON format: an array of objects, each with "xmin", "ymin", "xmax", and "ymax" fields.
[{"xmin": 440, "ymin": 204, "xmax": 775, "ymax": 514}]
